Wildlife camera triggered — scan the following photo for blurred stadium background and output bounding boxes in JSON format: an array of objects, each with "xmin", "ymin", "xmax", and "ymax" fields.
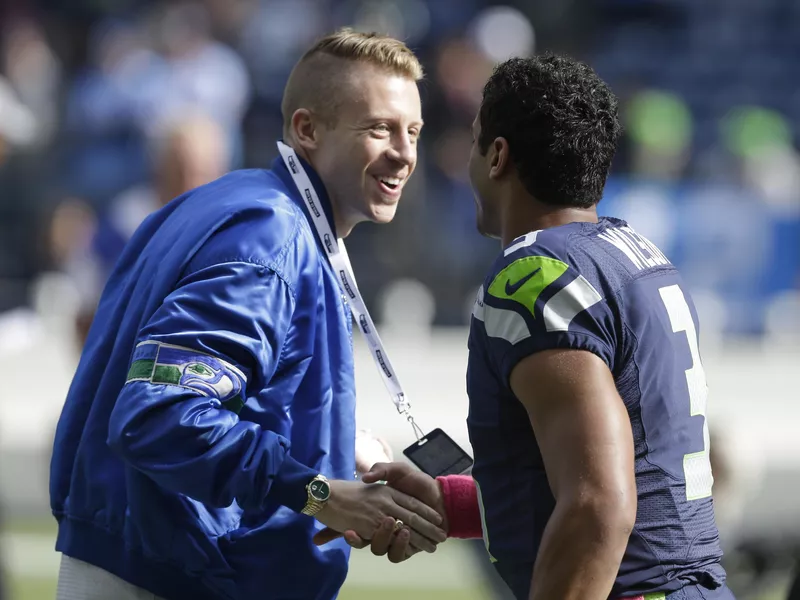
[{"xmin": 1, "ymin": 0, "xmax": 799, "ymax": 598}]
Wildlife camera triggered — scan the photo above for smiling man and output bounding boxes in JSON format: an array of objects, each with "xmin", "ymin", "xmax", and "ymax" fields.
[{"xmin": 49, "ymin": 29, "xmax": 446, "ymax": 600}]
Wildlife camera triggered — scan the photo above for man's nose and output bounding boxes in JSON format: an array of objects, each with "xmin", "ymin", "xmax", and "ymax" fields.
[{"xmin": 387, "ymin": 132, "xmax": 416, "ymax": 167}]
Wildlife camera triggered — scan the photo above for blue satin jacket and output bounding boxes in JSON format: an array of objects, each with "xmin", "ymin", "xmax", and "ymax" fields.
[{"xmin": 50, "ymin": 155, "xmax": 357, "ymax": 600}]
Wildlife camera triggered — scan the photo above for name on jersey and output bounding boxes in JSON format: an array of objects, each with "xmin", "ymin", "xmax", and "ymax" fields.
[{"xmin": 597, "ymin": 226, "xmax": 671, "ymax": 271}]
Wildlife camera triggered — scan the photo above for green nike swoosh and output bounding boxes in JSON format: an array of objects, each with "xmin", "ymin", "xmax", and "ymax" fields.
[{"xmin": 504, "ymin": 267, "xmax": 542, "ymax": 295}]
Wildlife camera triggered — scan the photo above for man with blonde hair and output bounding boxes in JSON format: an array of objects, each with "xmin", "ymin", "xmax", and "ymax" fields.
[{"xmin": 50, "ymin": 29, "xmax": 443, "ymax": 600}]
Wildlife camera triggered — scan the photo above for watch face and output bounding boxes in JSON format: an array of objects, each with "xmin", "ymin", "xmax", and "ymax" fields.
[{"xmin": 309, "ymin": 478, "xmax": 331, "ymax": 502}]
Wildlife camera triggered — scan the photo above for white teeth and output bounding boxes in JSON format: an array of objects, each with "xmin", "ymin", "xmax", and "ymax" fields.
[{"xmin": 379, "ymin": 177, "xmax": 401, "ymax": 186}]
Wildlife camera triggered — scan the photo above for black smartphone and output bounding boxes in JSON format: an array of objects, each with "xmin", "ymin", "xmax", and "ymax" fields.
[{"xmin": 402, "ymin": 428, "xmax": 474, "ymax": 478}]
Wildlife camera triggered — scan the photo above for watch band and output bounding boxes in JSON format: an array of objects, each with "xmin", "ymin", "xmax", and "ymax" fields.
[{"xmin": 301, "ymin": 498, "xmax": 325, "ymax": 516}]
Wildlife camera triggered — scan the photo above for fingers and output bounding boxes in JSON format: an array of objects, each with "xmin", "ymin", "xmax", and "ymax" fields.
[
  {"xmin": 388, "ymin": 489, "xmax": 447, "ymax": 541},
  {"xmin": 313, "ymin": 527, "xmax": 344, "ymax": 546},
  {"xmin": 361, "ymin": 461, "xmax": 413, "ymax": 485},
  {"xmin": 316, "ymin": 528, "xmax": 372, "ymax": 551},
  {"xmin": 344, "ymin": 517, "xmax": 421, "ymax": 563},
  {"xmin": 343, "ymin": 530, "xmax": 369, "ymax": 549},
  {"xmin": 360, "ymin": 462, "xmax": 390, "ymax": 484},
  {"xmin": 380, "ymin": 505, "xmax": 447, "ymax": 554},
  {"xmin": 368, "ymin": 516, "xmax": 398, "ymax": 556},
  {"xmin": 390, "ymin": 488, "xmax": 443, "ymax": 527},
  {"xmin": 392, "ymin": 509, "xmax": 446, "ymax": 549},
  {"xmin": 369, "ymin": 518, "xmax": 420, "ymax": 562},
  {"xmin": 405, "ymin": 528, "xmax": 437, "ymax": 553},
  {"xmin": 388, "ymin": 528, "xmax": 412, "ymax": 563}
]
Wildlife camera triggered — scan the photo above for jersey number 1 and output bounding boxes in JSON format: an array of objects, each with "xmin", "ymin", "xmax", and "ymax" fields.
[{"xmin": 659, "ymin": 285, "xmax": 714, "ymax": 501}]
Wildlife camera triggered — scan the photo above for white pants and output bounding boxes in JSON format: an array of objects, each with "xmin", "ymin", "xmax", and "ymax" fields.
[{"xmin": 56, "ymin": 554, "xmax": 167, "ymax": 600}]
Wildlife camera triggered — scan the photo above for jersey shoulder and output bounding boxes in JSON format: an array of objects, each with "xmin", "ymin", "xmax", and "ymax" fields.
[
  {"xmin": 483, "ymin": 217, "xmax": 675, "ymax": 302},
  {"xmin": 480, "ymin": 221, "xmax": 617, "ymax": 325},
  {"xmin": 473, "ymin": 218, "xmax": 676, "ymax": 380},
  {"xmin": 474, "ymin": 223, "xmax": 618, "ymax": 379}
]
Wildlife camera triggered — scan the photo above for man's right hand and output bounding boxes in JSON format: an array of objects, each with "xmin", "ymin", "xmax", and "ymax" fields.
[
  {"xmin": 314, "ymin": 476, "xmax": 446, "ymax": 553},
  {"xmin": 314, "ymin": 462, "xmax": 448, "ymax": 562}
]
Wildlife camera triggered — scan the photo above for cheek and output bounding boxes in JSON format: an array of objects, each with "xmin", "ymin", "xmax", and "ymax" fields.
[
  {"xmin": 408, "ymin": 142, "xmax": 419, "ymax": 166},
  {"xmin": 467, "ymin": 152, "xmax": 478, "ymax": 181},
  {"xmin": 366, "ymin": 140, "xmax": 388, "ymax": 166},
  {"xmin": 313, "ymin": 146, "xmax": 337, "ymax": 179},
  {"xmin": 333, "ymin": 151, "xmax": 362, "ymax": 184}
]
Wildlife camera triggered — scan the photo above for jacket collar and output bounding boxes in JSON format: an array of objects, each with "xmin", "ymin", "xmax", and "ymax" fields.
[{"xmin": 272, "ymin": 148, "xmax": 338, "ymax": 239}]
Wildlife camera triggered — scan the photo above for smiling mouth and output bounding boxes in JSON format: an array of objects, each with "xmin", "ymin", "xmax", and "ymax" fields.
[{"xmin": 375, "ymin": 175, "xmax": 403, "ymax": 195}]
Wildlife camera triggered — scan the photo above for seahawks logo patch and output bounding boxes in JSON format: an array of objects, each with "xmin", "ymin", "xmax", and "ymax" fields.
[{"xmin": 126, "ymin": 341, "xmax": 246, "ymax": 414}]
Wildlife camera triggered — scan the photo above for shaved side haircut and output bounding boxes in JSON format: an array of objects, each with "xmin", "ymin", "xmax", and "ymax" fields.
[{"xmin": 281, "ymin": 28, "xmax": 424, "ymax": 136}]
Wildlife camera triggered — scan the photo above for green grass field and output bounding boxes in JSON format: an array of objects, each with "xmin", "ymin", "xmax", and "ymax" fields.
[
  {"xmin": 2, "ymin": 519, "xmax": 493, "ymax": 600},
  {"xmin": 7, "ymin": 578, "xmax": 489, "ymax": 600},
  {"xmin": 8, "ymin": 579, "xmax": 487, "ymax": 600},
  {"xmin": 3, "ymin": 520, "xmax": 789, "ymax": 600}
]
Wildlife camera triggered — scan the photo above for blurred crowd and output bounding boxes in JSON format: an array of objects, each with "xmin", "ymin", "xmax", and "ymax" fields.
[{"xmin": 0, "ymin": 0, "xmax": 798, "ymax": 339}]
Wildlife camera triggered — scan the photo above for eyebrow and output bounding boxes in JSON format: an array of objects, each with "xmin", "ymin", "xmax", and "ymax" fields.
[{"xmin": 364, "ymin": 116, "xmax": 425, "ymax": 128}]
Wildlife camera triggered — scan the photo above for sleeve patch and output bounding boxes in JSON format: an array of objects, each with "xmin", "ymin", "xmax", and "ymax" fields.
[
  {"xmin": 482, "ymin": 304, "xmax": 531, "ymax": 345},
  {"xmin": 542, "ymin": 274, "xmax": 603, "ymax": 332},
  {"xmin": 487, "ymin": 256, "xmax": 569, "ymax": 318},
  {"xmin": 126, "ymin": 341, "xmax": 246, "ymax": 413}
]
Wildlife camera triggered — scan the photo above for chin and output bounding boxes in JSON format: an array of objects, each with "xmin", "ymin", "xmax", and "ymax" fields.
[
  {"xmin": 370, "ymin": 209, "xmax": 398, "ymax": 224},
  {"xmin": 367, "ymin": 200, "xmax": 400, "ymax": 224}
]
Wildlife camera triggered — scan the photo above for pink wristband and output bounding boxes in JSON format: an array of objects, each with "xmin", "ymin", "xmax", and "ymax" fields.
[{"xmin": 436, "ymin": 475, "xmax": 483, "ymax": 539}]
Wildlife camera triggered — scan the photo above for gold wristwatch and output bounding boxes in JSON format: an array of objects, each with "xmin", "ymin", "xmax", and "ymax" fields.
[{"xmin": 301, "ymin": 474, "xmax": 331, "ymax": 516}]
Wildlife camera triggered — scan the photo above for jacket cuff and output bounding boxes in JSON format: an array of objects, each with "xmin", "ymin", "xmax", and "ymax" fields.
[{"xmin": 270, "ymin": 454, "xmax": 319, "ymax": 513}]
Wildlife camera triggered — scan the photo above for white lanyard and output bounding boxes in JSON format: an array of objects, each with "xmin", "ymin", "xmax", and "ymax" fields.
[{"xmin": 277, "ymin": 141, "xmax": 424, "ymax": 440}]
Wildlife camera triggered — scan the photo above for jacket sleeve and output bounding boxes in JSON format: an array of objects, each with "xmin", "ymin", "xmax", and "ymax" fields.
[{"xmin": 107, "ymin": 260, "xmax": 317, "ymax": 513}]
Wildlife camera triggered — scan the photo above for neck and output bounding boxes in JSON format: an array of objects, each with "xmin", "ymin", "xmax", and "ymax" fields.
[
  {"xmin": 499, "ymin": 187, "xmax": 598, "ymax": 247},
  {"xmin": 333, "ymin": 213, "xmax": 355, "ymax": 239},
  {"xmin": 284, "ymin": 137, "xmax": 354, "ymax": 238}
]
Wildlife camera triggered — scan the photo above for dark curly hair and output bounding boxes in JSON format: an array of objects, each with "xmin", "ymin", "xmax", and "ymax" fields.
[{"xmin": 478, "ymin": 54, "xmax": 621, "ymax": 208}]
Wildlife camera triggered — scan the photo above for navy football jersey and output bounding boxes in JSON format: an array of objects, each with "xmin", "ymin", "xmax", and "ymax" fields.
[{"xmin": 467, "ymin": 217, "xmax": 726, "ymax": 597}]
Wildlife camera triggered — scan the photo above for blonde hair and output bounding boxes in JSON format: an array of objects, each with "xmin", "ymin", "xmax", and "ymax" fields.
[{"xmin": 281, "ymin": 28, "xmax": 424, "ymax": 135}]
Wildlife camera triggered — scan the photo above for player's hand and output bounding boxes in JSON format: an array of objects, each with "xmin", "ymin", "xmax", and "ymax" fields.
[
  {"xmin": 355, "ymin": 429, "xmax": 393, "ymax": 475},
  {"xmin": 314, "ymin": 479, "xmax": 446, "ymax": 553},
  {"xmin": 338, "ymin": 515, "xmax": 415, "ymax": 563},
  {"xmin": 314, "ymin": 462, "xmax": 448, "ymax": 562}
]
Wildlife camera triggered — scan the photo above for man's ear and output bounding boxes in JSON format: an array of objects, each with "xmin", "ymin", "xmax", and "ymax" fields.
[
  {"xmin": 489, "ymin": 137, "xmax": 511, "ymax": 180},
  {"xmin": 290, "ymin": 109, "xmax": 318, "ymax": 152}
]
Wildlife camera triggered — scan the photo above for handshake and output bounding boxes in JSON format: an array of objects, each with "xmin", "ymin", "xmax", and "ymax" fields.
[{"xmin": 312, "ymin": 462, "xmax": 450, "ymax": 563}]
